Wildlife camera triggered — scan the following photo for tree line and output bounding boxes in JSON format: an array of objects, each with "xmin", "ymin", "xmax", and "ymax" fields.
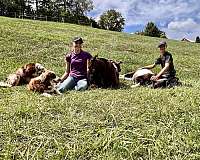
[
  {"xmin": 135, "ymin": 22, "xmax": 167, "ymax": 39},
  {"xmin": 0, "ymin": 0, "xmax": 125, "ymax": 31},
  {"xmin": 1, "ymin": 0, "xmax": 175, "ymax": 38},
  {"xmin": 0, "ymin": 0, "xmax": 95, "ymax": 24}
]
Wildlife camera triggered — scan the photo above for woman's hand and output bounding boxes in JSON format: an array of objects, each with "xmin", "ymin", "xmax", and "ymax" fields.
[{"xmin": 150, "ymin": 75, "xmax": 159, "ymax": 81}]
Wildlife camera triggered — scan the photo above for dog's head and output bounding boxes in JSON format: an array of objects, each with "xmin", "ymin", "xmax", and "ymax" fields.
[
  {"xmin": 111, "ymin": 60, "xmax": 122, "ymax": 73},
  {"xmin": 6, "ymin": 74, "xmax": 21, "ymax": 86},
  {"xmin": 46, "ymin": 71, "xmax": 56, "ymax": 81},
  {"xmin": 40, "ymin": 70, "xmax": 56, "ymax": 83},
  {"xmin": 24, "ymin": 63, "xmax": 37, "ymax": 76},
  {"xmin": 35, "ymin": 63, "xmax": 45, "ymax": 75}
]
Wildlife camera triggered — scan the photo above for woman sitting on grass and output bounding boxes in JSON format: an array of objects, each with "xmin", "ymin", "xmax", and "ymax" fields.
[
  {"xmin": 56, "ymin": 37, "xmax": 92, "ymax": 92},
  {"xmin": 120, "ymin": 41, "xmax": 179, "ymax": 88},
  {"xmin": 141, "ymin": 41, "xmax": 177, "ymax": 88}
]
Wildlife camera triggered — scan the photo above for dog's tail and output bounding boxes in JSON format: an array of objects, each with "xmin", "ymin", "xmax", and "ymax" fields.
[{"xmin": 0, "ymin": 81, "xmax": 12, "ymax": 88}]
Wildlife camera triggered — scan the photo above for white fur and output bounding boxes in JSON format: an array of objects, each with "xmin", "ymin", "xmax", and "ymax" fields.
[{"xmin": 132, "ymin": 69, "xmax": 154, "ymax": 80}]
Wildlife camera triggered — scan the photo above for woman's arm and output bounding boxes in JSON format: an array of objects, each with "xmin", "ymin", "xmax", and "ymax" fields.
[
  {"xmin": 156, "ymin": 63, "xmax": 170, "ymax": 78},
  {"xmin": 142, "ymin": 63, "xmax": 156, "ymax": 69},
  {"xmin": 60, "ymin": 62, "xmax": 70, "ymax": 82},
  {"xmin": 151, "ymin": 63, "xmax": 169, "ymax": 80},
  {"xmin": 86, "ymin": 59, "xmax": 91, "ymax": 79}
]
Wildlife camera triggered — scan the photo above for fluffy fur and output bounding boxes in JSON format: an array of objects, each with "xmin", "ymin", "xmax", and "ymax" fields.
[
  {"xmin": 5, "ymin": 63, "xmax": 45, "ymax": 86},
  {"xmin": 27, "ymin": 70, "xmax": 61, "ymax": 94}
]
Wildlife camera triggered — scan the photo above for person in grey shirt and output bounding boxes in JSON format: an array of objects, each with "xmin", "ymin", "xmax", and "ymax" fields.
[{"xmin": 141, "ymin": 41, "xmax": 176, "ymax": 81}]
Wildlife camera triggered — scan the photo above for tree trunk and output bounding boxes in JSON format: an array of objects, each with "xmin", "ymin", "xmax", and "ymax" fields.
[{"xmin": 36, "ymin": 0, "xmax": 38, "ymax": 16}]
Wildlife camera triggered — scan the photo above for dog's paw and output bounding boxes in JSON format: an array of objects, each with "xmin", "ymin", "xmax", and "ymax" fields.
[
  {"xmin": 0, "ymin": 81, "xmax": 12, "ymax": 87},
  {"xmin": 42, "ymin": 93, "xmax": 52, "ymax": 97},
  {"xmin": 131, "ymin": 83, "xmax": 140, "ymax": 88}
]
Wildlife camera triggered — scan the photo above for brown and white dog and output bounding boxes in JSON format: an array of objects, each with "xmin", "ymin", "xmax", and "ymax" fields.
[
  {"xmin": 120, "ymin": 69, "xmax": 154, "ymax": 87},
  {"xmin": 27, "ymin": 70, "xmax": 61, "ymax": 94},
  {"xmin": 132, "ymin": 69, "xmax": 154, "ymax": 85},
  {"xmin": 5, "ymin": 63, "xmax": 45, "ymax": 86}
]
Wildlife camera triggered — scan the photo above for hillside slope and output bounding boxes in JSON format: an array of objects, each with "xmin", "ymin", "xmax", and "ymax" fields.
[{"xmin": 0, "ymin": 17, "xmax": 200, "ymax": 159}]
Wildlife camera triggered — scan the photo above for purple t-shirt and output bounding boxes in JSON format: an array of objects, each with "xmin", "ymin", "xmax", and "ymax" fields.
[{"xmin": 65, "ymin": 50, "xmax": 92, "ymax": 80}]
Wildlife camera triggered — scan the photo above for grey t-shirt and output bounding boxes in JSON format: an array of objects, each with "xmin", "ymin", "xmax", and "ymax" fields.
[{"xmin": 154, "ymin": 51, "xmax": 176, "ymax": 77}]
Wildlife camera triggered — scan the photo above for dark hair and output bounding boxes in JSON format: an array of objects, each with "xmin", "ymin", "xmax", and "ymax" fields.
[{"xmin": 73, "ymin": 37, "xmax": 83, "ymax": 44}]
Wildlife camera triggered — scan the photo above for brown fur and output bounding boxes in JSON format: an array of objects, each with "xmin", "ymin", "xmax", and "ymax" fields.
[
  {"xmin": 27, "ymin": 70, "xmax": 57, "ymax": 93},
  {"xmin": 6, "ymin": 63, "xmax": 45, "ymax": 86},
  {"xmin": 89, "ymin": 56, "xmax": 122, "ymax": 88}
]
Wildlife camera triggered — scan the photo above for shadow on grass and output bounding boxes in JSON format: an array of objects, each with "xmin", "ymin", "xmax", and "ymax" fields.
[
  {"xmin": 119, "ymin": 81, "xmax": 132, "ymax": 89},
  {"xmin": 179, "ymin": 81, "xmax": 193, "ymax": 88}
]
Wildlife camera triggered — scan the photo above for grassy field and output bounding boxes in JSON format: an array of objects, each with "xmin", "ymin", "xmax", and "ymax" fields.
[{"xmin": 0, "ymin": 16, "xmax": 200, "ymax": 160}]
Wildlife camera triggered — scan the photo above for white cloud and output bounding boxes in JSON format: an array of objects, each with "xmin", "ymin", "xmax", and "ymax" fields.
[
  {"xmin": 162, "ymin": 18, "xmax": 200, "ymax": 40},
  {"xmin": 89, "ymin": 0, "xmax": 200, "ymax": 40},
  {"xmin": 168, "ymin": 18, "xmax": 199, "ymax": 32}
]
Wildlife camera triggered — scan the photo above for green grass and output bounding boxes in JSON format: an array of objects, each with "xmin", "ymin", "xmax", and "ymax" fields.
[{"xmin": 0, "ymin": 16, "xmax": 200, "ymax": 159}]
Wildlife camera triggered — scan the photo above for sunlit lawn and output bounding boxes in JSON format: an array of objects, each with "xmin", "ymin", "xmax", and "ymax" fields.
[{"xmin": 0, "ymin": 16, "xmax": 200, "ymax": 159}]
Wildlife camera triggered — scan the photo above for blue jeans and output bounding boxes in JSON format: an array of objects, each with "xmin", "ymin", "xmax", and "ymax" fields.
[{"xmin": 57, "ymin": 76, "xmax": 88, "ymax": 93}]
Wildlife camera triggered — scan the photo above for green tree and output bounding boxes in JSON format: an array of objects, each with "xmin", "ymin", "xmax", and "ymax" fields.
[
  {"xmin": 0, "ymin": 0, "xmax": 35, "ymax": 16},
  {"xmin": 144, "ymin": 22, "xmax": 161, "ymax": 37},
  {"xmin": 0, "ymin": 0, "xmax": 95, "ymax": 25},
  {"xmin": 37, "ymin": 0, "xmax": 52, "ymax": 16},
  {"xmin": 195, "ymin": 36, "xmax": 200, "ymax": 43},
  {"xmin": 98, "ymin": 9, "xmax": 125, "ymax": 32},
  {"xmin": 55, "ymin": 0, "xmax": 94, "ymax": 24},
  {"xmin": 89, "ymin": 17, "xmax": 100, "ymax": 28}
]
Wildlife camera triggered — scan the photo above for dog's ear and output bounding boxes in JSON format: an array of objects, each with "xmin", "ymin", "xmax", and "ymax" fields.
[
  {"xmin": 93, "ymin": 54, "xmax": 98, "ymax": 60},
  {"xmin": 118, "ymin": 61, "xmax": 123, "ymax": 64},
  {"xmin": 24, "ymin": 63, "xmax": 35, "ymax": 69},
  {"xmin": 49, "ymin": 72, "xmax": 56, "ymax": 79},
  {"xmin": 25, "ymin": 63, "xmax": 36, "ymax": 75},
  {"xmin": 44, "ymin": 71, "xmax": 56, "ymax": 81}
]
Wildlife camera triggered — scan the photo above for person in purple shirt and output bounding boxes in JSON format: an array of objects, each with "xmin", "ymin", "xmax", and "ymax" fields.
[{"xmin": 57, "ymin": 37, "xmax": 92, "ymax": 92}]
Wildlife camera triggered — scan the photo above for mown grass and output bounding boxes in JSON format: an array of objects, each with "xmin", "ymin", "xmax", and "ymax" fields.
[{"xmin": 0, "ymin": 16, "xmax": 200, "ymax": 159}]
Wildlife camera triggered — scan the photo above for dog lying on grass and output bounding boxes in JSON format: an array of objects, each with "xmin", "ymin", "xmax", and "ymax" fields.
[
  {"xmin": 0, "ymin": 63, "xmax": 45, "ymax": 87},
  {"xmin": 120, "ymin": 69, "xmax": 154, "ymax": 86},
  {"xmin": 27, "ymin": 70, "xmax": 61, "ymax": 95},
  {"xmin": 132, "ymin": 69, "xmax": 154, "ymax": 86},
  {"xmin": 120, "ymin": 68, "xmax": 181, "ymax": 88}
]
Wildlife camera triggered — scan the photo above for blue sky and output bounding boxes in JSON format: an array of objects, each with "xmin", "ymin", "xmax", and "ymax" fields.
[{"xmin": 88, "ymin": 0, "xmax": 200, "ymax": 41}]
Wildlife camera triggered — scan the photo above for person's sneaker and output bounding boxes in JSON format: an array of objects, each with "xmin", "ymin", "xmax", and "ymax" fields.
[{"xmin": 42, "ymin": 93, "xmax": 52, "ymax": 97}]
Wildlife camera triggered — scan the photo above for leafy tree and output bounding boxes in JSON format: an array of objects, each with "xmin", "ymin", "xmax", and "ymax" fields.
[
  {"xmin": 24, "ymin": 0, "xmax": 34, "ymax": 15},
  {"xmin": 0, "ymin": 0, "xmax": 34, "ymax": 16},
  {"xmin": 98, "ymin": 9, "xmax": 125, "ymax": 32},
  {"xmin": 37, "ymin": 0, "xmax": 53, "ymax": 17},
  {"xmin": 71, "ymin": 0, "xmax": 93, "ymax": 17},
  {"xmin": 89, "ymin": 17, "xmax": 100, "ymax": 28},
  {"xmin": 55, "ymin": 0, "xmax": 93, "ymax": 23},
  {"xmin": 135, "ymin": 22, "xmax": 167, "ymax": 38},
  {"xmin": 144, "ymin": 22, "xmax": 161, "ymax": 37},
  {"xmin": 0, "ymin": 0, "xmax": 95, "ymax": 26},
  {"xmin": 195, "ymin": 36, "xmax": 200, "ymax": 43}
]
